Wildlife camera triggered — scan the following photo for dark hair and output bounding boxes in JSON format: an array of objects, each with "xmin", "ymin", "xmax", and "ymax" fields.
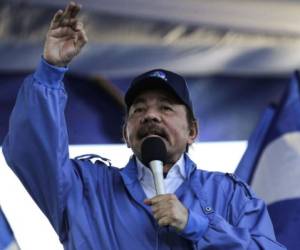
[
  {"xmin": 185, "ymin": 106, "xmax": 197, "ymax": 132},
  {"xmin": 184, "ymin": 106, "xmax": 198, "ymax": 152}
]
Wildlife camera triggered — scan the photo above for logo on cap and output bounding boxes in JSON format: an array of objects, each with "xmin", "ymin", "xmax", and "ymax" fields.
[{"xmin": 149, "ymin": 71, "xmax": 167, "ymax": 81}]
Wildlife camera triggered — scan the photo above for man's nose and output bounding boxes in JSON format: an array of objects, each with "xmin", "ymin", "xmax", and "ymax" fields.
[{"xmin": 141, "ymin": 108, "xmax": 161, "ymax": 123}]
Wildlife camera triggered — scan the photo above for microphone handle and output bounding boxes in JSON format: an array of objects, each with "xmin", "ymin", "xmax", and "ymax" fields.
[{"xmin": 149, "ymin": 160, "xmax": 165, "ymax": 195}]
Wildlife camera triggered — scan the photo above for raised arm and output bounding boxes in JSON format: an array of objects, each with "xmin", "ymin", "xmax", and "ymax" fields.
[{"xmin": 2, "ymin": 2, "xmax": 87, "ymax": 239}]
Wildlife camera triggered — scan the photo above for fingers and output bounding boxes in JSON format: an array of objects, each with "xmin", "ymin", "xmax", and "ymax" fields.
[
  {"xmin": 62, "ymin": 1, "xmax": 81, "ymax": 20},
  {"xmin": 153, "ymin": 203, "xmax": 181, "ymax": 228},
  {"xmin": 75, "ymin": 22, "xmax": 88, "ymax": 49},
  {"xmin": 144, "ymin": 199, "xmax": 152, "ymax": 205},
  {"xmin": 144, "ymin": 194, "xmax": 188, "ymax": 230},
  {"xmin": 49, "ymin": 20, "xmax": 87, "ymax": 48},
  {"xmin": 157, "ymin": 216, "xmax": 172, "ymax": 227},
  {"xmin": 74, "ymin": 21, "xmax": 84, "ymax": 32},
  {"xmin": 144, "ymin": 194, "xmax": 176, "ymax": 205},
  {"xmin": 50, "ymin": 2, "xmax": 81, "ymax": 30},
  {"xmin": 50, "ymin": 9, "xmax": 64, "ymax": 29},
  {"xmin": 69, "ymin": 2, "xmax": 81, "ymax": 18}
]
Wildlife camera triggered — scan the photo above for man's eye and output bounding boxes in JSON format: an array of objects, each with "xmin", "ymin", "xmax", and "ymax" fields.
[
  {"xmin": 162, "ymin": 106, "xmax": 173, "ymax": 111},
  {"xmin": 134, "ymin": 107, "xmax": 144, "ymax": 113}
]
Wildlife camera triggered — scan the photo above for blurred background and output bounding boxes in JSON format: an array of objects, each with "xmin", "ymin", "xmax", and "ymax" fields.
[{"xmin": 1, "ymin": 0, "xmax": 300, "ymax": 249}]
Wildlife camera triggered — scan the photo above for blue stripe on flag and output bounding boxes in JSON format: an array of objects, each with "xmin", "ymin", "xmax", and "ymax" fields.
[{"xmin": 0, "ymin": 208, "xmax": 15, "ymax": 250}]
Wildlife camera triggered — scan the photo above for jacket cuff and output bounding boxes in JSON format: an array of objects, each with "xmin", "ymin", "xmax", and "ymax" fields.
[
  {"xmin": 33, "ymin": 57, "xmax": 68, "ymax": 88},
  {"xmin": 179, "ymin": 209, "xmax": 209, "ymax": 242}
]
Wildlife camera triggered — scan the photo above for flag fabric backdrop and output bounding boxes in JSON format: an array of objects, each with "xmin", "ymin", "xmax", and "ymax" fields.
[
  {"xmin": 235, "ymin": 71, "xmax": 300, "ymax": 249},
  {"xmin": 0, "ymin": 207, "xmax": 19, "ymax": 250}
]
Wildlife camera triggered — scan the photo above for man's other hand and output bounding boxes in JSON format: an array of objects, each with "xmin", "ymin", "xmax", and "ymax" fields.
[
  {"xmin": 144, "ymin": 194, "xmax": 188, "ymax": 231},
  {"xmin": 43, "ymin": 1, "xmax": 88, "ymax": 67}
]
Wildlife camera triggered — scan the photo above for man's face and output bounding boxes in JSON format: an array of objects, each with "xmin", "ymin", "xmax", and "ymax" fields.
[{"xmin": 124, "ymin": 88, "xmax": 197, "ymax": 164}]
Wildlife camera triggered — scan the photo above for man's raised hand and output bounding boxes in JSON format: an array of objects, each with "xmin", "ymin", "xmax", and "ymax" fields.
[{"xmin": 43, "ymin": 2, "xmax": 88, "ymax": 67}]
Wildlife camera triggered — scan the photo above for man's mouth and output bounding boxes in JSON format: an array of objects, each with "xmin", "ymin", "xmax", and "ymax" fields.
[{"xmin": 137, "ymin": 125, "xmax": 168, "ymax": 142}]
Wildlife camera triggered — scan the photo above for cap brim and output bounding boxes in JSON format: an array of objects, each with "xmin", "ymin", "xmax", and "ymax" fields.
[{"xmin": 125, "ymin": 77, "xmax": 182, "ymax": 109}]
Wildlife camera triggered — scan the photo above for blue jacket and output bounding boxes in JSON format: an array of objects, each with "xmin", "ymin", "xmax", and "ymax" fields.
[{"xmin": 2, "ymin": 59, "xmax": 286, "ymax": 250}]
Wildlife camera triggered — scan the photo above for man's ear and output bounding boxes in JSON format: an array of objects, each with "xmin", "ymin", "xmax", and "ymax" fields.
[
  {"xmin": 122, "ymin": 123, "xmax": 130, "ymax": 148},
  {"xmin": 188, "ymin": 120, "xmax": 198, "ymax": 145}
]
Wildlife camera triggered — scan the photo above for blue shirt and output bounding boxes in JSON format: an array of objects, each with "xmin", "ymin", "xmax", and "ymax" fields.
[{"xmin": 2, "ymin": 58, "xmax": 286, "ymax": 250}]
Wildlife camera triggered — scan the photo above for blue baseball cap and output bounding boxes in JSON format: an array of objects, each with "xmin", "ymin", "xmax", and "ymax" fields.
[{"xmin": 125, "ymin": 69, "xmax": 194, "ymax": 117}]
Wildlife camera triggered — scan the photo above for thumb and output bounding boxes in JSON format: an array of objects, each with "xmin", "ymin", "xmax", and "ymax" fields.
[{"xmin": 144, "ymin": 199, "xmax": 152, "ymax": 205}]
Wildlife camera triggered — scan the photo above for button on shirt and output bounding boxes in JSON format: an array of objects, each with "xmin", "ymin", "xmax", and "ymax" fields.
[{"xmin": 136, "ymin": 155, "xmax": 186, "ymax": 198}]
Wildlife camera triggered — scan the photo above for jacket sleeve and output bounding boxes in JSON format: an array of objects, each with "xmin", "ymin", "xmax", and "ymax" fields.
[
  {"xmin": 179, "ymin": 174, "xmax": 287, "ymax": 250},
  {"xmin": 2, "ymin": 58, "xmax": 75, "ymax": 240}
]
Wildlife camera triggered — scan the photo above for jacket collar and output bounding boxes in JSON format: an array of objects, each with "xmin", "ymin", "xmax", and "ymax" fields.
[
  {"xmin": 120, "ymin": 155, "xmax": 150, "ymax": 213},
  {"xmin": 120, "ymin": 153, "xmax": 197, "ymax": 186},
  {"xmin": 136, "ymin": 154, "xmax": 186, "ymax": 182},
  {"xmin": 120, "ymin": 155, "xmax": 138, "ymax": 185}
]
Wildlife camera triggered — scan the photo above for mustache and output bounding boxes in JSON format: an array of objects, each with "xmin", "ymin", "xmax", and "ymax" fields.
[{"xmin": 137, "ymin": 123, "xmax": 168, "ymax": 140}]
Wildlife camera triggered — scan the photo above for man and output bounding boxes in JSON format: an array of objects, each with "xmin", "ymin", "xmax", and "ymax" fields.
[{"xmin": 2, "ymin": 2, "xmax": 286, "ymax": 250}]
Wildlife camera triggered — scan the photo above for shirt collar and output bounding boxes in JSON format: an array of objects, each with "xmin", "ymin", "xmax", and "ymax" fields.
[{"xmin": 136, "ymin": 154, "xmax": 186, "ymax": 181}]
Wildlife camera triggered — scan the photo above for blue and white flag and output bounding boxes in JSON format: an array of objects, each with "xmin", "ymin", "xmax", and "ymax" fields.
[
  {"xmin": 0, "ymin": 207, "xmax": 19, "ymax": 250},
  {"xmin": 235, "ymin": 71, "xmax": 300, "ymax": 250}
]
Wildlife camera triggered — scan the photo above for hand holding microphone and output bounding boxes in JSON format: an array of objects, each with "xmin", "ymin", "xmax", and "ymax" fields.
[{"xmin": 141, "ymin": 137, "xmax": 188, "ymax": 231}]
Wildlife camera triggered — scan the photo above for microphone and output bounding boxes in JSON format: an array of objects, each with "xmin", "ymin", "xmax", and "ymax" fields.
[{"xmin": 141, "ymin": 137, "xmax": 167, "ymax": 195}]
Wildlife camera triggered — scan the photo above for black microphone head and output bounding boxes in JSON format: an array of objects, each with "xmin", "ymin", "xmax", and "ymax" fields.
[{"xmin": 141, "ymin": 137, "xmax": 167, "ymax": 166}]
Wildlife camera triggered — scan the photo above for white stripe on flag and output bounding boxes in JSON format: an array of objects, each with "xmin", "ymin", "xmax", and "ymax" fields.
[
  {"xmin": 5, "ymin": 241, "xmax": 20, "ymax": 250},
  {"xmin": 251, "ymin": 132, "xmax": 300, "ymax": 205}
]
